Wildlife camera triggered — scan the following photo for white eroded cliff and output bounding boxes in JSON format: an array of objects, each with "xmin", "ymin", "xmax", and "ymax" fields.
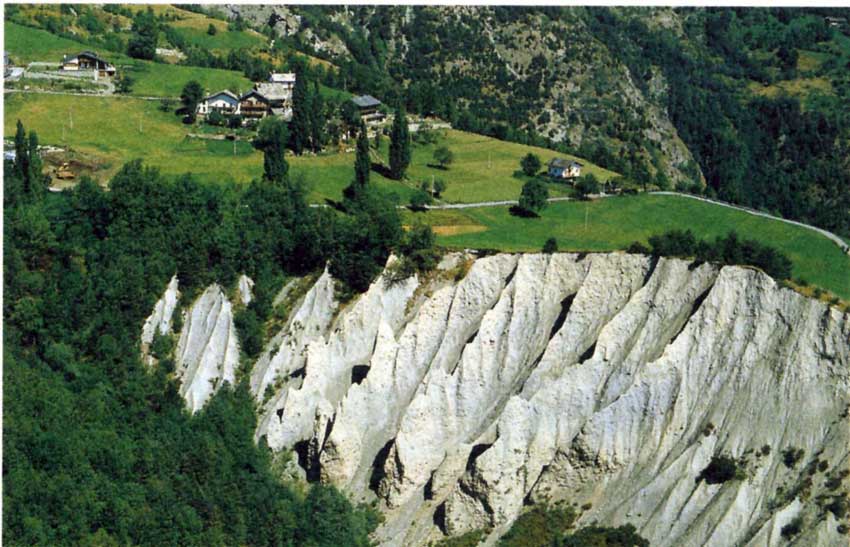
[
  {"xmin": 173, "ymin": 284, "xmax": 242, "ymax": 413},
  {"xmin": 143, "ymin": 254, "xmax": 850, "ymax": 545},
  {"xmin": 140, "ymin": 275, "xmax": 180, "ymax": 366}
]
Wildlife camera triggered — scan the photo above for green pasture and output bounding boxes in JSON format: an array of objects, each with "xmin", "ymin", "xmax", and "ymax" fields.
[{"xmin": 405, "ymin": 194, "xmax": 850, "ymax": 299}]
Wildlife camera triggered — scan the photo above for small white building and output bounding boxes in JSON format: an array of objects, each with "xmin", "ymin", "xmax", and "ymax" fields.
[
  {"xmin": 548, "ymin": 158, "xmax": 582, "ymax": 180},
  {"xmin": 268, "ymin": 72, "xmax": 296, "ymax": 91},
  {"xmin": 197, "ymin": 90, "xmax": 241, "ymax": 116}
]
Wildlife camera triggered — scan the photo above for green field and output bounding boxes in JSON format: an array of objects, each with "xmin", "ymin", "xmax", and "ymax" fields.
[
  {"xmin": 3, "ymin": 93, "xmax": 414, "ymax": 202},
  {"xmin": 5, "ymin": 22, "xmax": 252, "ymax": 97},
  {"xmin": 387, "ymin": 130, "xmax": 618, "ymax": 203},
  {"xmin": 405, "ymin": 195, "xmax": 850, "ymax": 299},
  {"xmin": 4, "ymin": 93, "xmax": 613, "ymax": 205}
]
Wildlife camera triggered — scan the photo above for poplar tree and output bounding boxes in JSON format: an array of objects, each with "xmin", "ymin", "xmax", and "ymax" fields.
[
  {"xmin": 256, "ymin": 118, "xmax": 289, "ymax": 184},
  {"xmin": 289, "ymin": 74, "xmax": 310, "ymax": 155},
  {"xmin": 309, "ymin": 82, "xmax": 325, "ymax": 153},
  {"xmin": 345, "ymin": 120, "xmax": 370, "ymax": 202},
  {"xmin": 389, "ymin": 107, "xmax": 410, "ymax": 180}
]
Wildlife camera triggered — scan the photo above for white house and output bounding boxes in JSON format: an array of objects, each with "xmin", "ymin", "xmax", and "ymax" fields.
[
  {"xmin": 548, "ymin": 158, "xmax": 582, "ymax": 180},
  {"xmin": 268, "ymin": 72, "xmax": 296, "ymax": 92},
  {"xmin": 197, "ymin": 90, "xmax": 241, "ymax": 116}
]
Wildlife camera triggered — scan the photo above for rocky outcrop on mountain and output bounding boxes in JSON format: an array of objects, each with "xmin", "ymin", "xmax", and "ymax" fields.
[
  {"xmin": 140, "ymin": 275, "xmax": 180, "ymax": 366},
  {"xmin": 250, "ymin": 253, "xmax": 850, "ymax": 546},
  {"xmin": 173, "ymin": 284, "xmax": 242, "ymax": 413},
  {"xmin": 141, "ymin": 254, "xmax": 849, "ymax": 544},
  {"xmin": 236, "ymin": 5, "xmax": 700, "ymax": 186}
]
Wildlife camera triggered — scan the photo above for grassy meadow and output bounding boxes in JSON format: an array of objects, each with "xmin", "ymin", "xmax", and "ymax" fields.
[
  {"xmin": 386, "ymin": 129, "xmax": 618, "ymax": 203},
  {"xmin": 404, "ymin": 194, "xmax": 850, "ymax": 299},
  {"xmin": 5, "ymin": 22, "xmax": 253, "ymax": 97},
  {"xmin": 4, "ymin": 92, "xmax": 613, "ymax": 205}
]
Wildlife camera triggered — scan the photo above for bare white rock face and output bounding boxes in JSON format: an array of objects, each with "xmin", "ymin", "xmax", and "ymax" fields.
[
  {"xmin": 140, "ymin": 275, "xmax": 180, "ymax": 366},
  {"xmin": 238, "ymin": 274, "xmax": 255, "ymax": 306},
  {"xmin": 174, "ymin": 284, "xmax": 242, "ymax": 413},
  {"xmin": 142, "ymin": 254, "xmax": 850, "ymax": 545}
]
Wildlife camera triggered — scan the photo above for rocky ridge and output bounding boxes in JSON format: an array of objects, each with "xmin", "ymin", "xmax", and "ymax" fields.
[{"xmin": 142, "ymin": 253, "xmax": 850, "ymax": 545}]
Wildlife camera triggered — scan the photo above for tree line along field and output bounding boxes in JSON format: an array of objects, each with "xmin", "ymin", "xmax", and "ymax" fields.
[
  {"xmin": 404, "ymin": 195, "xmax": 850, "ymax": 301},
  {"xmin": 7, "ymin": 91, "xmax": 849, "ymax": 300}
]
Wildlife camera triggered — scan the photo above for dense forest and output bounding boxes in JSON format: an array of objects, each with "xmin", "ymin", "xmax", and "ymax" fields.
[{"xmin": 2, "ymin": 121, "xmax": 418, "ymax": 545}]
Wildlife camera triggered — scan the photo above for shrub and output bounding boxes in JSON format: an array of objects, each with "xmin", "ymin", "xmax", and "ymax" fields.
[
  {"xmin": 826, "ymin": 495, "xmax": 848, "ymax": 519},
  {"xmin": 433, "ymin": 178, "xmax": 447, "ymax": 198},
  {"xmin": 517, "ymin": 179, "xmax": 549, "ymax": 216},
  {"xmin": 409, "ymin": 190, "xmax": 432, "ymax": 211},
  {"xmin": 697, "ymin": 455, "xmax": 739, "ymax": 484},
  {"xmin": 627, "ymin": 241, "xmax": 650, "ymax": 254},
  {"xmin": 114, "ymin": 73, "xmax": 134, "ymax": 94},
  {"xmin": 207, "ymin": 110, "xmax": 226, "ymax": 127},
  {"xmin": 521, "ymin": 153, "xmax": 542, "ymax": 177},
  {"xmin": 783, "ymin": 447, "xmax": 805, "ymax": 469},
  {"xmin": 207, "ymin": 23, "xmax": 218, "ymax": 35},
  {"xmin": 150, "ymin": 332, "xmax": 174, "ymax": 360},
  {"xmin": 575, "ymin": 173, "xmax": 599, "ymax": 199},
  {"xmin": 498, "ymin": 504, "xmax": 576, "ymax": 547},
  {"xmin": 781, "ymin": 517, "xmax": 802, "ymax": 539},
  {"xmin": 227, "ymin": 115, "xmax": 243, "ymax": 129},
  {"xmin": 542, "ymin": 237, "xmax": 558, "ymax": 254},
  {"xmin": 433, "ymin": 146, "xmax": 454, "ymax": 169},
  {"xmin": 561, "ymin": 524, "xmax": 649, "ymax": 547}
]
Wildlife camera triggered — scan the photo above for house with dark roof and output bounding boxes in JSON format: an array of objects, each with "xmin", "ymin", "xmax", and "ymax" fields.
[
  {"xmin": 239, "ymin": 89, "xmax": 271, "ymax": 119},
  {"xmin": 351, "ymin": 95, "xmax": 385, "ymax": 124},
  {"xmin": 61, "ymin": 51, "xmax": 115, "ymax": 77},
  {"xmin": 197, "ymin": 90, "xmax": 240, "ymax": 116},
  {"xmin": 548, "ymin": 158, "xmax": 583, "ymax": 180}
]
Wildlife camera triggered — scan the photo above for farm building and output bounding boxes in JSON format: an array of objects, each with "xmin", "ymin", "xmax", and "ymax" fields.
[
  {"xmin": 197, "ymin": 90, "xmax": 240, "ymax": 116},
  {"xmin": 61, "ymin": 51, "xmax": 115, "ymax": 77},
  {"xmin": 351, "ymin": 95, "xmax": 386, "ymax": 124},
  {"xmin": 548, "ymin": 158, "xmax": 583, "ymax": 180}
]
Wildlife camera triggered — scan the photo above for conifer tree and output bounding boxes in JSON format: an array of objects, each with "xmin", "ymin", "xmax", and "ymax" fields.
[
  {"xmin": 345, "ymin": 120, "xmax": 370, "ymax": 202},
  {"xmin": 13, "ymin": 120, "xmax": 28, "ymax": 182},
  {"xmin": 309, "ymin": 81, "xmax": 325, "ymax": 153},
  {"xmin": 389, "ymin": 107, "xmax": 410, "ymax": 180},
  {"xmin": 289, "ymin": 74, "xmax": 310, "ymax": 155},
  {"xmin": 256, "ymin": 118, "xmax": 289, "ymax": 184}
]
